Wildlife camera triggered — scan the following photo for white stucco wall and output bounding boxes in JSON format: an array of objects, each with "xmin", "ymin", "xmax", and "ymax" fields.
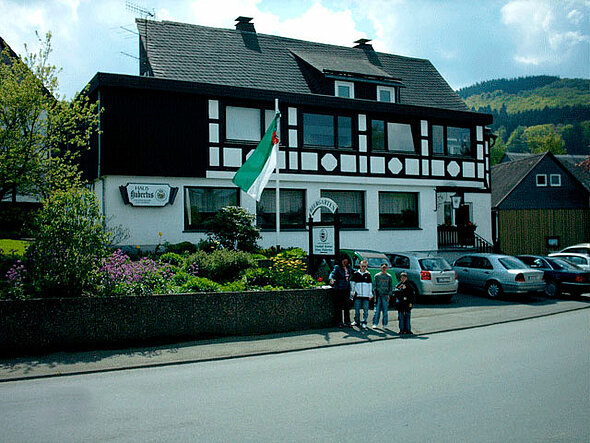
[{"xmin": 96, "ymin": 173, "xmax": 491, "ymax": 253}]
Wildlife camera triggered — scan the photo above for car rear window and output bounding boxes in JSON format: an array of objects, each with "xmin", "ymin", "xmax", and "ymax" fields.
[
  {"xmin": 498, "ymin": 257, "xmax": 526, "ymax": 270},
  {"xmin": 419, "ymin": 258, "xmax": 451, "ymax": 271},
  {"xmin": 547, "ymin": 258, "xmax": 582, "ymax": 271}
]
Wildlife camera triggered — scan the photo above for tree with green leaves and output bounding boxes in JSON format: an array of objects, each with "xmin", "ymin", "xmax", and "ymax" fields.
[
  {"xmin": 204, "ymin": 206, "xmax": 261, "ymax": 252},
  {"xmin": 0, "ymin": 32, "xmax": 100, "ymax": 202},
  {"xmin": 523, "ymin": 124, "xmax": 566, "ymax": 154}
]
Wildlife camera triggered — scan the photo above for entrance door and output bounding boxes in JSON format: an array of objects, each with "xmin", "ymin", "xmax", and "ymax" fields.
[{"xmin": 455, "ymin": 205, "xmax": 470, "ymax": 226}]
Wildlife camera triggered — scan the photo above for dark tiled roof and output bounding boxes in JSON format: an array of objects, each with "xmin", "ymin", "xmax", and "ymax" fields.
[
  {"xmin": 499, "ymin": 152, "xmax": 590, "ymax": 193},
  {"xmin": 491, "ymin": 154, "xmax": 544, "ymax": 207},
  {"xmin": 136, "ymin": 19, "xmax": 469, "ymax": 112}
]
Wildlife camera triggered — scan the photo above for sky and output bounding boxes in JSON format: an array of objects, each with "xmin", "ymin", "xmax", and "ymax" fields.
[{"xmin": 1, "ymin": 0, "xmax": 589, "ymax": 99}]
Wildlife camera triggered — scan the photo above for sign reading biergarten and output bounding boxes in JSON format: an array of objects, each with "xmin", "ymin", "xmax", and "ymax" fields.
[{"xmin": 120, "ymin": 183, "xmax": 178, "ymax": 207}]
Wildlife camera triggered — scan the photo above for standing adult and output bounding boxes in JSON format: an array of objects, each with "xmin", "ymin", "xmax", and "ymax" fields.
[
  {"xmin": 350, "ymin": 260, "xmax": 373, "ymax": 330},
  {"xmin": 372, "ymin": 263, "xmax": 393, "ymax": 329},
  {"xmin": 329, "ymin": 256, "xmax": 352, "ymax": 328},
  {"xmin": 395, "ymin": 272, "xmax": 416, "ymax": 335}
]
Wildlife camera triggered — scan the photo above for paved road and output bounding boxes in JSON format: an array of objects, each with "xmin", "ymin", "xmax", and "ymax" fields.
[{"xmin": 1, "ymin": 309, "xmax": 588, "ymax": 442}]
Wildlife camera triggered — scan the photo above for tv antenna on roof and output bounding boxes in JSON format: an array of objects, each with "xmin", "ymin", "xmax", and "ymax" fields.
[{"xmin": 125, "ymin": 1, "xmax": 155, "ymax": 19}]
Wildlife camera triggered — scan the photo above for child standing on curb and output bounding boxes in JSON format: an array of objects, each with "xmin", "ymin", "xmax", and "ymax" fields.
[
  {"xmin": 395, "ymin": 272, "xmax": 416, "ymax": 335},
  {"xmin": 350, "ymin": 260, "xmax": 373, "ymax": 329},
  {"xmin": 372, "ymin": 263, "xmax": 393, "ymax": 329}
]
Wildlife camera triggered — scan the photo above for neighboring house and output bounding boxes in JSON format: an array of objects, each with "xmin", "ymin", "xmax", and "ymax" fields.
[
  {"xmin": 81, "ymin": 17, "xmax": 493, "ymax": 252},
  {"xmin": 492, "ymin": 152, "xmax": 590, "ymax": 255}
]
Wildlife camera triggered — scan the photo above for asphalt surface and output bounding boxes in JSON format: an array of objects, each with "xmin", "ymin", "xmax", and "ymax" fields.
[{"xmin": 1, "ymin": 292, "xmax": 588, "ymax": 382}]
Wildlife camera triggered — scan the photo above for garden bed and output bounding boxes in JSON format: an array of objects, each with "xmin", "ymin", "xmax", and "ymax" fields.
[{"xmin": 0, "ymin": 288, "xmax": 338, "ymax": 356}]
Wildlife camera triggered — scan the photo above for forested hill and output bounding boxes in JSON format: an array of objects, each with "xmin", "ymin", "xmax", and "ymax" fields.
[{"xmin": 457, "ymin": 76, "xmax": 590, "ymax": 158}]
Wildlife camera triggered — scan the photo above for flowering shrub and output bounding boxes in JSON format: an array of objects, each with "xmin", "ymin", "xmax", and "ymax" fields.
[
  {"xmin": 268, "ymin": 254, "xmax": 316, "ymax": 289},
  {"xmin": 97, "ymin": 249, "xmax": 175, "ymax": 296},
  {"xmin": 4, "ymin": 260, "xmax": 27, "ymax": 300}
]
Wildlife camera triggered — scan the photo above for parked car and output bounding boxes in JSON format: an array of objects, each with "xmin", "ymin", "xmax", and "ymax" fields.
[
  {"xmin": 558, "ymin": 243, "xmax": 590, "ymax": 256},
  {"xmin": 517, "ymin": 255, "xmax": 590, "ymax": 297},
  {"xmin": 452, "ymin": 253, "xmax": 544, "ymax": 298},
  {"xmin": 339, "ymin": 249, "xmax": 397, "ymax": 283},
  {"xmin": 548, "ymin": 253, "xmax": 590, "ymax": 271},
  {"xmin": 386, "ymin": 252, "xmax": 457, "ymax": 303}
]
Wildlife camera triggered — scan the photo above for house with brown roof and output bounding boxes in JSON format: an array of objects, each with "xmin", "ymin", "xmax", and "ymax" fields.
[
  {"xmin": 81, "ymin": 17, "xmax": 494, "ymax": 252},
  {"xmin": 492, "ymin": 152, "xmax": 590, "ymax": 255}
]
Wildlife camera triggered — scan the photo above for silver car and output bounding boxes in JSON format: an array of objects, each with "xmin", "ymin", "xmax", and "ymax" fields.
[
  {"xmin": 548, "ymin": 253, "xmax": 590, "ymax": 271},
  {"xmin": 386, "ymin": 252, "xmax": 458, "ymax": 302},
  {"xmin": 453, "ymin": 253, "xmax": 544, "ymax": 298}
]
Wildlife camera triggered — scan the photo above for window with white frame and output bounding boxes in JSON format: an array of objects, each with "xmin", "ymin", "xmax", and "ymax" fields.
[
  {"xmin": 379, "ymin": 192, "xmax": 419, "ymax": 228},
  {"xmin": 377, "ymin": 85, "xmax": 396, "ymax": 103},
  {"xmin": 536, "ymin": 174, "xmax": 547, "ymax": 187},
  {"xmin": 256, "ymin": 189, "xmax": 306, "ymax": 229},
  {"xmin": 303, "ymin": 113, "xmax": 352, "ymax": 148},
  {"xmin": 432, "ymin": 125, "xmax": 472, "ymax": 157},
  {"xmin": 550, "ymin": 174, "xmax": 561, "ymax": 187},
  {"xmin": 371, "ymin": 119, "xmax": 416, "ymax": 153},
  {"xmin": 225, "ymin": 106, "xmax": 275, "ymax": 142},
  {"xmin": 335, "ymin": 80, "xmax": 354, "ymax": 98},
  {"xmin": 320, "ymin": 190, "xmax": 365, "ymax": 228},
  {"xmin": 184, "ymin": 187, "xmax": 239, "ymax": 230}
]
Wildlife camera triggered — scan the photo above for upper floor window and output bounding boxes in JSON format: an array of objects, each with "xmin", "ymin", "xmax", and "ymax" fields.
[
  {"xmin": 320, "ymin": 190, "xmax": 365, "ymax": 228},
  {"xmin": 335, "ymin": 80, "xmax": 354, "ymax": 98},
  {"xmin": 184, "ymin": 187, "xmax": 239, "ymax": 230},
  {"xmin": 377, "ymin": 85, "xmax": 396, "ymax": 103},
  {"xmin": 226, "ymin": 106, "xmax": 274, "ymax": 142},
  {"xmin": 256, "ymin": 189, "xmax": 306, "ymax": 229},
  {"xmin": 303, "ymin": 113, "xmax": 352, "ymax": 149},
  {"xmin": 432, "ymin": 125, "xmax": 472, "ymax": 157},
  {"xmin": 371, "ymin": 119, "xmax": 416, "ymax": 153},
  {"xmin": 550, "ymin": 174, "xmax": 561, "ymax": 187},
  {"xmin": 536, "ymin": 174, "xmax": 547, "ymax": 187}
]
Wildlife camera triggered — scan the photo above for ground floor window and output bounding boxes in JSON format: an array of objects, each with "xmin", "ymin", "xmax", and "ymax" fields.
[
  {"xmin": 256, "ymin": 189, "xmax": 306, "ymax": 229},
  {"xmin": 320, "ymin": 190, "xmax": 365, "ymax": 228},
  {"xmin": 379, "ymin": 192, "xmax": 419, "ymax": 228},
  {"xmin": 184, "ymin": 187, "xmax": 239, "ymax": 230}
]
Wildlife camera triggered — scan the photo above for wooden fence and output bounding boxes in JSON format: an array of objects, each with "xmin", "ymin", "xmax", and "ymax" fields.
[{"xmin": 498, "ymin": 209, "xmax": 590, "ymax": 255}]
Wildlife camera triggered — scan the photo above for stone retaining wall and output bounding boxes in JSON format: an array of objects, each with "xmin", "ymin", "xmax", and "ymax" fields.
[{"xmin": 0, "ymin": 288, "xmax": 338, "ymax": 356}]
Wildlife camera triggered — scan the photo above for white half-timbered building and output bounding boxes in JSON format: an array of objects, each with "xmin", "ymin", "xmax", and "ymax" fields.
[{"xmin": 82, "ymin": 17, "xmax": 493, "ymax": 252}]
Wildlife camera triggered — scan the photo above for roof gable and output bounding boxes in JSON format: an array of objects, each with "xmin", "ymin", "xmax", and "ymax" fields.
[{"xmin": 136, "ymin": 18, "xmax": 469, "ymax": 112}]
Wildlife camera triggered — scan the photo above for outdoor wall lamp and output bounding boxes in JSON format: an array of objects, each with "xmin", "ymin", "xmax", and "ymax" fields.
[{"xmin": 451, "ymin": 194, "xmax": 463, "ymax": 209}]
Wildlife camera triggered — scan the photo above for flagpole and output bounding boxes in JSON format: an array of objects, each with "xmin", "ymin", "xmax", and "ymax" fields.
[{"xmin": 274, "ymin": 98, "xmax": 280, "ymax": 251}]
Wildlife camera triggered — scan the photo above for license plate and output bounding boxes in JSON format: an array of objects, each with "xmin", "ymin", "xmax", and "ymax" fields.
[
  {"xmin": 527, "ymin": 275, "xmax": 537, "ymax": 281},
  {"xmin": 437, "ymin": 277, "xmax": 451, "ymax": 283}
]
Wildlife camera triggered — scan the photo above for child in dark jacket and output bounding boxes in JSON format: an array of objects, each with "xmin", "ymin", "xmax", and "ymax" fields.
[{"xmin": 395, "ymin": 272, "xmax": 416, "ymax": 334}]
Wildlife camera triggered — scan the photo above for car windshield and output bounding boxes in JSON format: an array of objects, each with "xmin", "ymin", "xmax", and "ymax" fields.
[
  {"xmin": 547, "ymin": 258, "xmax": 582, "ymax": 271},
  {"xmin": 498, "ymin": 257, "xmax": 526, "ymax": 270},
  {"xmin": 419, "ymin": 258, "xmax": 451, "ymax": 271}
]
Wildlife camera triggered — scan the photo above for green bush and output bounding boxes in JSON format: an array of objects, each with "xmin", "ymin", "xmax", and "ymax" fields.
[
  {"xmin": 204, "ymin": 206, "xmax": 260, "ymax": 252},
  {"xmin": 188, "ymin": 249, "xmax": 258, "ymax": 283},
  {"xmin": 160, "ymin": 252, "xmax": 184, "ymax": 267},
  {"xmin": 220, "ymin": 280, "xmax": 247, "ymax": 292},
  {"xmin": 26, "ymin": 188, "xmax": 109, "ymax": 297},
  {"xmin": 241, "ymin": 267, "xmax": 272, "ymax": 288},
  {"xmin": 163, "ymin": 241, "xmax": 198, "ymax": 255},
  {"xmin": 180, "ymin": 276, "xmax": 221, "ymax": 293}
]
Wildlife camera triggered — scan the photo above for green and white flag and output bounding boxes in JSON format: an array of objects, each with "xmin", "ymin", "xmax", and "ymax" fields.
[{"xmin": 232, "ymin": 113, "xmax": 280, "ymax": 201}]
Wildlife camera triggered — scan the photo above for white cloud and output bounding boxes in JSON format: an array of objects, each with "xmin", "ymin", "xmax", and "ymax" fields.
[{"xmin": 501, "ymin": 0, "xmax": 590, "ymax": 66}]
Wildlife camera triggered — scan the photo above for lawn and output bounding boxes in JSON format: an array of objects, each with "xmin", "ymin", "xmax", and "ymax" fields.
[{"xmin": 0, "ymin": 239, "xmax": 31, "ymax": 256}]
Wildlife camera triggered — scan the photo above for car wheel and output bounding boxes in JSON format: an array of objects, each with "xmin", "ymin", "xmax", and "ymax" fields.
[
  {"xmin": 485, "ymin": 281, "xmax": 503, "ymax": 298},
  {"xmin": 544, "ymin": 281, "xmax": 560, "ymax": 298}
]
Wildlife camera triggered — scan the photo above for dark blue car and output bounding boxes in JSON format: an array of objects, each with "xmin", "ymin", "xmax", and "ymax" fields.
[{"xmin": 517, "ymin": 255, "xmax": 590, "ymax": 298}]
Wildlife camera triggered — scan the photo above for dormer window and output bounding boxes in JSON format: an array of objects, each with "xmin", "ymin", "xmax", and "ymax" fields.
[
  {"xmin": 335, "ymin": 80, "xmax": 354, "ymax": 98},
  {"xmin": 377, "ymin": 85, "xmax": 396, "ymax": 103}
]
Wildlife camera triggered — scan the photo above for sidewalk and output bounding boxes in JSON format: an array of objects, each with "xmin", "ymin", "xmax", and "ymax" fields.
[{"xmin": 1, "ymin": 294, "xmax": 588, "ymax": 382}]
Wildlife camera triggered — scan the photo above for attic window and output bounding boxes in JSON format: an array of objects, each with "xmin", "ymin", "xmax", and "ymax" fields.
[
  {"xmin": 335, "ymin": 80, "xmax": 354, "ymax": 99},
  {"xmin": 550, "ymin": 174, "xmax": 561, "ymax": 187},
  {"xmin": 536, "ymin": 174, "xmax": 547, "ymax": 187},
  {"xmin": 377, "ymin": 85, "xmax": 396, "ymax": 103}
]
